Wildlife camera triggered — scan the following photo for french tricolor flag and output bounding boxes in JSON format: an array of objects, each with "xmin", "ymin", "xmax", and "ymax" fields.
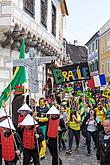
[{"xmin": 88, "ymin": 74, "xmax": 106, "ymax": 88}]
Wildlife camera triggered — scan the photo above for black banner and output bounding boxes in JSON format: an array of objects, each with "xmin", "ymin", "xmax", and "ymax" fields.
[{"xmin": 52, "ymin": 62, "xmax": 90, "ymax": 85}]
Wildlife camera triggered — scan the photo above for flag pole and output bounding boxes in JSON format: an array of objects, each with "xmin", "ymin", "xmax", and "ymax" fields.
[{"xmin": 82, "ymin": 80, "xmax": 86, "ymax": 111}]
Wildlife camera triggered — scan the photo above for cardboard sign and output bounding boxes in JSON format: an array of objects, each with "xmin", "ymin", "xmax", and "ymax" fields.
[
  {"xmin": 74, "ymin": 82, "xmax": 83, "ymax": 91},
  {"xmin": 102, "ymin": 90, "xmax": 110, "ymax": 98},
  {"xmin": 52, "ymin": 62, "xmax": 90, "ymax": 85}
]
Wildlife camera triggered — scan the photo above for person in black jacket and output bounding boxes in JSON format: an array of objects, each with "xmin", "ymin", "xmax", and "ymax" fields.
[{"xmin": 96, "ymin": 120, "xmax": 110, "ymax": 165}]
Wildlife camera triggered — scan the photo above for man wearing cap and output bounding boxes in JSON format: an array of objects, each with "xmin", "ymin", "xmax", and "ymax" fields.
[
  {"xmin": 19, "ymin": 114, "xmax": 44, "ymax": 165},
  {"xmin": 0, "ymin": 117, "xmax": 23, "ymax": 165}
]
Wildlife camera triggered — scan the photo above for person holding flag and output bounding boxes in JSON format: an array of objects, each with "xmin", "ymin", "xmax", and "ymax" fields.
[{"xmin": 0, "ymin": 117, "xmax": 23, "ymax": 165}]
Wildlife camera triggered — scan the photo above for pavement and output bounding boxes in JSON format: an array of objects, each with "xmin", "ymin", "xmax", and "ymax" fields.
[
  {"xmin": 41, "ymin": 136, "xmax": 98, "ymax": 165},
  {"xmin": 2, "ymin": 136, "xmax": 98, "ymax": 165}
]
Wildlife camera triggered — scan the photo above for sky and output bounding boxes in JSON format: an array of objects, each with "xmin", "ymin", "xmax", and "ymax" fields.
[{"xmin": 64, "ymin": 0, "xmax": 110, "ymax": 46}]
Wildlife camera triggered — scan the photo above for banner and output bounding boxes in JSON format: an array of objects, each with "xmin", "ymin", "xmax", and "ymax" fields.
[
  {"xmin": 0, "ymin": 39, "xmax": 27, "ymax": 108},
  {"xmin": 102, "ymin": 90, "xmax": 110, "ymax": 98},
  {"xmin": 52, "ymin": 62, "xmax": 90, "ymax": 85},
  {"xmin": 74, "ymin": 82, "xmax": 83, "ymax": 91},
  {"xmin": 88, "ymin": 74, "xmax": 106, "ymax": 88}
]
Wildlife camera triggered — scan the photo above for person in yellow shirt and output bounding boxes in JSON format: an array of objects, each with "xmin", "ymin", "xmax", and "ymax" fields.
[
  {"xmin": 66, "ymin": 106, "xmax": 81, "ymax": 154},
  {"xmin": 95, "ymin": 102, "xmax": 107, "ymax": 133}
]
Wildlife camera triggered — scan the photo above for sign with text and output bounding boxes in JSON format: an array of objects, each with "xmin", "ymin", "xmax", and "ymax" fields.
[
  {"xmin": 74, "ymin": 82, "xmax": 83, "ymax": 91},
  {"xmin": 52, "ymin": 62, "xmax": 90, "ymax": 85},
  {"xmin": 102, "ymin": 90, "xmax": 110, "ymax": 98}
]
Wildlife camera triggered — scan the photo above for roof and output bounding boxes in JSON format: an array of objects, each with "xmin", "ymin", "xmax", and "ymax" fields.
[
  {"xmin": 85, "ymin": 31, "xmax": 99, "ymax": 46},
  {"xmin": 67, "ymin": 44, "xmax": 88, "ymax": 63}
]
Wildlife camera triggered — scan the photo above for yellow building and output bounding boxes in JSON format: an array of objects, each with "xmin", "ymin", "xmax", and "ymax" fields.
[{"xmin": 100, "ymin": 19, "xmax": 110, "ymax": 82}]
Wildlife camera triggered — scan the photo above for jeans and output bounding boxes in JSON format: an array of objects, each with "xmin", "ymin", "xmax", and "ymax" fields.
[
  {"xmin": 68, "ymin": 127, "xmax": 80, "ymax": 150},
  {"xmin": 86, "ymin": 130, "xmax": 97, "ymax": 154}
]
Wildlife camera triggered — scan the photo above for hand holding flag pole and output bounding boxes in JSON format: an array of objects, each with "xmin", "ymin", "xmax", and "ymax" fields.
[{"xmin": 2, "ymin": 100, "xmax": 22, "ymax": 165}]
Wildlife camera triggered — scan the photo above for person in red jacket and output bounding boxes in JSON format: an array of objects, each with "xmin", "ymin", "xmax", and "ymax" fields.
[
  {"xmin": 0, "ymin": 117, "xmax": 23, "ymax": 165},
  {"xmin": 46, "ymin": 105, "xmax": 64, "ymax": 165},
  {"xmin": 17, "ymin": 103, "xmax": 33, "ymax": 141},
  {"xmin": 0, "ymin": 110, "xmax": 8, "ymax": 165},
  {"xmin": 19, "ymin": 114, "xmax": 44, "ymax": 165},
  {"xmin": 0, "ymin": 101, "xmax": 12, "ymax": 165}
]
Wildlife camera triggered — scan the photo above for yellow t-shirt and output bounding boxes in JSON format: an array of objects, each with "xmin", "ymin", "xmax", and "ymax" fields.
[
  {"xmin": 68, "ymin": 111, "xmax": 80, "ymax": 130},
  {"xmin": 95, "ymin": 107, "xmax": 107, "ymax": 124}
]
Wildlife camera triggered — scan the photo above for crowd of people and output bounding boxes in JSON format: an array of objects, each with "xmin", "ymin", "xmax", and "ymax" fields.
[{"xmin": 0, "ymin": 88, "xmax": 110, "ymax": 165}]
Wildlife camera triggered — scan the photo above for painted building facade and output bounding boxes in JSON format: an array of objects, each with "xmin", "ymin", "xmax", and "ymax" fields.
[
  {"xmin": 99, "ymin": 19, "xmax": 110, "ymax": 83},
  {"xmin": 86, "ymin": 31, "xmax": 99, "ymax": 76},
  {"xmin": 0, "ymin": 0, "xmax": 68, "ymax": 100}
]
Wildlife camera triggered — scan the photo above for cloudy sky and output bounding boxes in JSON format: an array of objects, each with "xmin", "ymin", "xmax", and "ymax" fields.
[{"xmin": 64, "ymin": 0, "xmax": 110, "ymax": 46}]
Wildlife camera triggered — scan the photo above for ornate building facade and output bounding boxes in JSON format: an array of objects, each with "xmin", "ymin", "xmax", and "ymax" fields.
[{"xmin": 0, "ymin": 0, "xmax": 68, "ymax": 99}]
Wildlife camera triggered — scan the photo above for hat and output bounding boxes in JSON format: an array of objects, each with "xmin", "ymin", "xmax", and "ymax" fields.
[
  {"xmin": 17, "ymin": 103, "xmax": 32, "ymax": 113},
  {"xmin": 47, "ymin": 105, "xmax": 60, "ymax": 115},
  {"xmin": 20, "ymin": 114, "xmax": 38, "ymax": 126},
  {"xmin": 0, "ymin": 117, "xmax": 15, "ymax": 130},
  {"xmin": 14, "ymin": 85, "xmax": 25, "ymax": 94}
]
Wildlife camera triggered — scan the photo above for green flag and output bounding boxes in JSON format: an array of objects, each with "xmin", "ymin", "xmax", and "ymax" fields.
[{"xmin": 0, "ymin": 39, "xmax": 27, "ymax": 107}]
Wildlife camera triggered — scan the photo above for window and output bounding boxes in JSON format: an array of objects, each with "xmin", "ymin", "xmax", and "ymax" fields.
[
  {"xmin": 102, "ymin": 40, "xmax": 104, "ymax": 52},
  {"xmin": 24, "ymin": 0, "xmax": 35, "ymax": 17},
  {"xmin": 92, "ymin": 43, "xmax": 94, "ymax": 52},
  {"xmin": 95, "ymin": 61, "xmax": 98, "ymax": 71},
  {"xmin": 90, "ymin": 63, "xmax": 94, "ymax": 72},
  {"xmin": 96, "ymin": 39, "xmax": 98, "ymax": 50},
  {"xmin": 92, "ymin": 63, "xmax": 95, "ymax": 72},
  {"xmin": 51, "ymin": 2, "xmax": 56, "ymax": 35},
  {"xmin": 107, "ymin": 37, "xmax": 110, "ymax": 51},
  {"xmin": 102, "ymin": 63, "xmax": 104, "ymax": 74},
  {"xmin": 88, "ymin": 46, "xmax": 91, "ymax": 54},
  {"xmin": 107, "ymin": 60, "xmax": 110, "ymax": 73},
  {"xmin": 41, "ymin": 0, "xmax": 48, "ymax": 27}
]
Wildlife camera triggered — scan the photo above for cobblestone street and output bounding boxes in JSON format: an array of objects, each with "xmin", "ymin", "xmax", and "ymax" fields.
[
  {"xmin": 41, "ymin": 137, "xmax": 97, "ymax": 165},
  {"xmin": 2, "ymin": 137, "xmax": 98, "ymax": 165}
]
